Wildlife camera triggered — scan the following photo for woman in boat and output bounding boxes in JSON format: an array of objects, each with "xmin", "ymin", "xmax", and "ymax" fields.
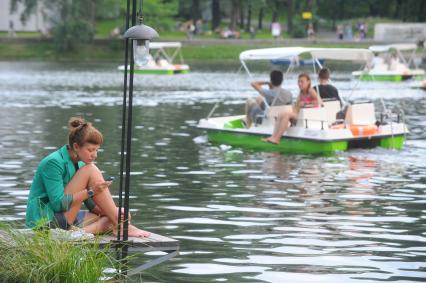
[
  {"xmin": 25, "ymin": 117, "xmax": 150, "ymax": 237},
  {"xmin": 264, "ymin": 73, "xmax": 322, "ymax": 144}
]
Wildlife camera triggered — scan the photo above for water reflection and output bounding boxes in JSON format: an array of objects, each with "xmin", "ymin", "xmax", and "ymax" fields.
[{"xmin": 0, "ymin": 62, "xmax": 425, "ymax": 282}]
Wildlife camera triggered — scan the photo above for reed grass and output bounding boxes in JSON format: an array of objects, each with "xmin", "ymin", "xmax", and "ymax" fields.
[{"xmin": 0, "ymin": 224, "xmax": 118, "ymax": 283}]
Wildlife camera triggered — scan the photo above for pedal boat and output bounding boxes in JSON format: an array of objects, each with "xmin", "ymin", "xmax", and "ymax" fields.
[
  {"xmin": 197, "ymin": 47, "xmax": 409, "ymax": 154},
  {"xmin": 410, "ymin": 80, "xmax": 426, "ymax": 90},
  {"xmin": 118, "ymin": 42, "xmax": 190, "ymax": 75},
  {"xmin": 352, "ymin": 44, "xmax": 425, "ymax": 81}
]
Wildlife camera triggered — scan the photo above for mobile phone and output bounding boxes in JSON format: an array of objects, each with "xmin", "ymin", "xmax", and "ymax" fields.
[{"xmin": 106, "ymin": 176, "xmax": 115, "ymax": 182}]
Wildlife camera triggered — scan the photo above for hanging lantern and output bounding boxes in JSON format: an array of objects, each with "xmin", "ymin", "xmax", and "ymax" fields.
[{"xmin": 124, "ymin": 24, "xmax": 159, "ymax": 66}]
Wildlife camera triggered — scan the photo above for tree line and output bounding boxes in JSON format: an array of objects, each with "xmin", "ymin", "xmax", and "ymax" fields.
[{"xmin": 10, "ymin": 0, "xmax": 426, "ymax": 52}]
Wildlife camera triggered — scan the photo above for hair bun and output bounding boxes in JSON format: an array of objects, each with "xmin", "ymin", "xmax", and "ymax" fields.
[{"xmin": 68, "ymin": 117, "xmax": 86, "ymax": 129}]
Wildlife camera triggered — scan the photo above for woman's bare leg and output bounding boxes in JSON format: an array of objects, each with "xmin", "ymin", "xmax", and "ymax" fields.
[
  {"xmin": 92, "ymin": 186, "xmax": 150, "ymax": 237},
  {"xmin": 64, "ymin": 163, "xmax": 149, "ymax": 237},
  {"xmin": 265, "ymin": 111, "xmax": 296, "ymax": 144},
  {"xmin": 83, "ymin": 214, "xmax": 113, "ymax": 234},
  {"xmin": 63, "ymin": 163, "xmax": 100, "ymax": 224}
]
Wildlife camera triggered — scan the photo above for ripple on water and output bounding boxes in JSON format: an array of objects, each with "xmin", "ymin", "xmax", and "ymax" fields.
[
  {"xmin": 169, "ymin": 217, "xmax": 273, "ymax": 227},
  {"xmin": 173, "ymin": 263, "xmax": 269, "ymax": 275},
  {"xmin": 1, "ymin": 65, "xmax": 426, "ymax": 282}
]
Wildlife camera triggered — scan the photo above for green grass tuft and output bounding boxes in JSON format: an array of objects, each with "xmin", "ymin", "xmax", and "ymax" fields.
[{"xmin": 0, "ymin": 224, "xmax": 118, "ymax": 283}]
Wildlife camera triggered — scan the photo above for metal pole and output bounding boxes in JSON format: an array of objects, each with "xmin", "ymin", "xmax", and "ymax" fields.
[
  {"xmin": 121, "ymin": 0, "xmax": 138, "ymax": 268},
  {"xmin": 116, "ymin": 0, "xmax": 132, "ymax": 279},
  {"xmin": 118, "ymin": 0, "xmax": 132, "ymax": 245}
]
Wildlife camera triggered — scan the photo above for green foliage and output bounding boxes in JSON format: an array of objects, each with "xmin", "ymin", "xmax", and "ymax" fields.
[
  {"xmin": 291, "ymin": 22, "xmax": 306, "ymax": 38},
  {"xmin": 140, "ymin": 0, "xmax": 178, "ymax": 31},
  {"xmin": 316, "ymin": 0, "xmax": 425, "ymax": 22},
  {"xmin": 96, "ymin": 0, "xmax": 120, "ymax": 20},
  {"xmin": 0, "ymin": 225, "xmax": 117, "ymax": 283},
  {"xmin": 11, "ymin": 0, "xmax": 95, "ymax": 52}
]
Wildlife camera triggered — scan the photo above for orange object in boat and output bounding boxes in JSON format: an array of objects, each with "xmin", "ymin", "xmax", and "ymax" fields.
[
  {"xmin": 349, "ymin": 125, "xmax": 378, "ymax": 136},
  {"xmin": 330, "ymin": 123, "xmax": 345, "ymax": 130}
]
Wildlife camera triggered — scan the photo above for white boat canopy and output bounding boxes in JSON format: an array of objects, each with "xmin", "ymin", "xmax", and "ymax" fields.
[
  {"xmin": 239, "ymin": 47, "xmax": 374, "ymax": 63},
  {"xmin": 369, "ymin": 43, "xmax": 417, "ymax": 53},
  {"xmin": 149, "ymin": 42, "xmax": 182, "ymax": 49},
  {"xmin": 148, "ymin": 42, "xmax": 185, "ymax": 64}
]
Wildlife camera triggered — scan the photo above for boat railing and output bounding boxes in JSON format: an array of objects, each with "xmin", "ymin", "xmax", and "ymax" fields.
[{"xmin": 299, "ymin": 118, "xmax": 328, "ymax": 130}]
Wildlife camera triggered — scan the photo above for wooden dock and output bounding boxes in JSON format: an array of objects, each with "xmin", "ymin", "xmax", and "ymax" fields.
[{"xmin": 101, "ymin": 232, "xmax": 180, "ymax": 275}]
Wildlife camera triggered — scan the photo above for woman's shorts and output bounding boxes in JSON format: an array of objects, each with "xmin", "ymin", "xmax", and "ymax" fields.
[{"xmin": 50, "ymin": 210, "xmax": 87, "ymax": 230}]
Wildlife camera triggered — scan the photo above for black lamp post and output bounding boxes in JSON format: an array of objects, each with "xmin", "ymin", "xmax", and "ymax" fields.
[{"xmin": 117, "ymin": 0, "xmax": 158, "ymax": 271}]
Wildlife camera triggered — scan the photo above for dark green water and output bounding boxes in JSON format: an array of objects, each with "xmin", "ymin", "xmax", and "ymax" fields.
[{"xmin": 0, "ymin": 61, "xmax": 426, "ymax": 282}]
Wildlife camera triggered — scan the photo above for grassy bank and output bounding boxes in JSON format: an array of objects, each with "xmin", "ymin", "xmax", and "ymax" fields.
[{"xmin": 0, "ymin": 38, "xmax": 376, "ymax": 62}]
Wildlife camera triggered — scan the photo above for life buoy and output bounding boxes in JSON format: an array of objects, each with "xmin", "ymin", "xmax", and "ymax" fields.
[
  {"xmin": 349, "ymin": 125, "xmax": 378, "ymax": 136},
  {"xmin": 330, "ymin": 124, "xmax": 379, "ymax": 136}
]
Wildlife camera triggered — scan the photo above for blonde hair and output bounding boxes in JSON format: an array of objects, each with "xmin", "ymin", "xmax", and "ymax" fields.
[
  {"xmin": 68, "ymin": 117, "xmax": 103, "ymax": 147},
  {"xmin": 294, "ymin": 73, "xmax": 314, "ymax": 113}
]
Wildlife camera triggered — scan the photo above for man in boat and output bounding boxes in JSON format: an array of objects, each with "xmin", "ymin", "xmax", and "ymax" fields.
[
  {"xmin": 314, "ymin": 68, "xmax": 341, "ymax": 106},
  {"xmin": 244, "ymin": 70, "xmax": 292, "ymax": 128}
]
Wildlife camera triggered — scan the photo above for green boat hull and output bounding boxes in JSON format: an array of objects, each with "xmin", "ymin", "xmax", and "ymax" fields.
[
  {"xmin": 379, "ymin": 135, "xmax": 405, "ymax": 149},
  {"xmin": 132, "ymin": 69, "xmax": 189, "ymax": 75},
  {"xmin": 206, "ymin": 130, "xmax": 405, "ymax": 154},
  {"xmin": 356, "ymin": 73, "xmax": 423, "ymax": 82}
]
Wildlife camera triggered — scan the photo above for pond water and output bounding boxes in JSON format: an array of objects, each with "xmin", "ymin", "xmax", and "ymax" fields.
[{"xmin": 0, "ymin": 61, "xmax": 425, "ymax": 282}]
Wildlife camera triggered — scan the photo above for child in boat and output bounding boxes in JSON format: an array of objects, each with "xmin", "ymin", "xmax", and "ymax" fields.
[
  {"xmin": 314, "ymin": 68, "xmax": 341, "ymax": 106},
  {"xmin": 26, "ymin": 117, "xmax": 150, "ymax": 237},
  {"xmin": 264, "ymin": 73, "xmax": 322, "ymax": 144},
  {"xmin": 244, "ymin": 70, "xmax": 292, "ymax": 128}
]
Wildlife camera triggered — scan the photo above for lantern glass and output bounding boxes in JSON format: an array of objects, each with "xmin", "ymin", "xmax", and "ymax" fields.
[{"xmin": 133, "ymin": 39, "xmax": 150, "ymax": 66}]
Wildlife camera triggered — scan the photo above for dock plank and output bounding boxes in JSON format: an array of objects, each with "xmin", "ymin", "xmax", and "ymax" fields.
[
  {"xmin": 100, "ymin": 233, "xmax": 180, "ymax": 250},
  {"xmin": 0, "ymin": 229, "xmax": 179, "ymax": 252}
]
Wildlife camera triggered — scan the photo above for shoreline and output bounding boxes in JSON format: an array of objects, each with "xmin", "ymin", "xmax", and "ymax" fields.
[{"xmin": 0, "ymin": 37, "xmax": 425, "ymax": 62}]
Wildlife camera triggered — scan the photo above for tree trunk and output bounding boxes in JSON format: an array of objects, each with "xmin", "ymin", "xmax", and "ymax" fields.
[
  {"xmin": 287, "ymin": 0, "xmax": 293, "ymax": 34},
  {"xmin": 418, "ymin": 0, "xmax": 425, "ymax": 22},
  {"xmin": 245, "ymin": 3, "xmax": 252, "ymax": 32},
  {"xmin": 178, "ymin": 0, "xmax": 187, "ymax": 19},
  {"xmin": 306, "ymin": 0, "xmax": 313, "ymax": 11},
  {"xmin": 239, "ymin": 0, "xmax": 244, "ymax": 29},
  {"xmin": 258, "ymin": 7, "xmax": 264, "ymax": 30},
  {"xmin": 90, "ymin": 0, "xmax": 96, "ymax": 32},
  {"xmin": 272, "ymin": 11, "xmax": 278, "ymax": 22},
  {"xmin": 211, "ymin": 0, "xmax": 221, "ymax": 31},
  {"xmin": 339, "ymin": 0, "xmax": 345, "ymax": 20},
  {"xmin": 394, "ymin": 0, "xmax": 402, "ymax": 18},
  {"xmin": 230, "ymin": 0, "xmax": 239, "ymax": 30},
  {"xmin": 191, "ymin": 0, "xmax": 201, "ymax": 22},
  {"xmin": 368, "ymin": 2, "xmax": 379, "ymax": 17}
]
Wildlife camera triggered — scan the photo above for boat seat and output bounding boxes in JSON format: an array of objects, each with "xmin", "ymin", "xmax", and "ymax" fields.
[
  {"xmin": 296, "ymin": 107, "xmax": 327, "ymax": 129},
  {"xmin": 345, "ymin": 102, "xmax": 376, "ymax": 125},
  {"xmin": 255, "ymin": 105, "xmax": 293, "ymax": 127},
  {"xmin": 322, "ymin": 100, "xmax": 341, "ymax": 125},
  {"xmin": 265, "ymin": 105, "xmax": 293, "ymax": 119}
]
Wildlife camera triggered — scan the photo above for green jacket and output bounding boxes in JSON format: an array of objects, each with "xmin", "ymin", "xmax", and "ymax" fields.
[{"xmin": 25, "ymin": 145, "xmax": 95, "ymax": 228}]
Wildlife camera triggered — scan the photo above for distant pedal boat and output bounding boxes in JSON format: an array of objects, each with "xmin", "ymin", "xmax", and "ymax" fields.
[
  {"xmin": 352, "ymin": 44, "xmax": 425, "ymax": 81},
  {"xmin": 117, "ymin": 41, "xmax": 190, "ymax": 75},
  {"xmin": 410, "ymin": 80, "xmax": 426, "ymax": 90}
]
